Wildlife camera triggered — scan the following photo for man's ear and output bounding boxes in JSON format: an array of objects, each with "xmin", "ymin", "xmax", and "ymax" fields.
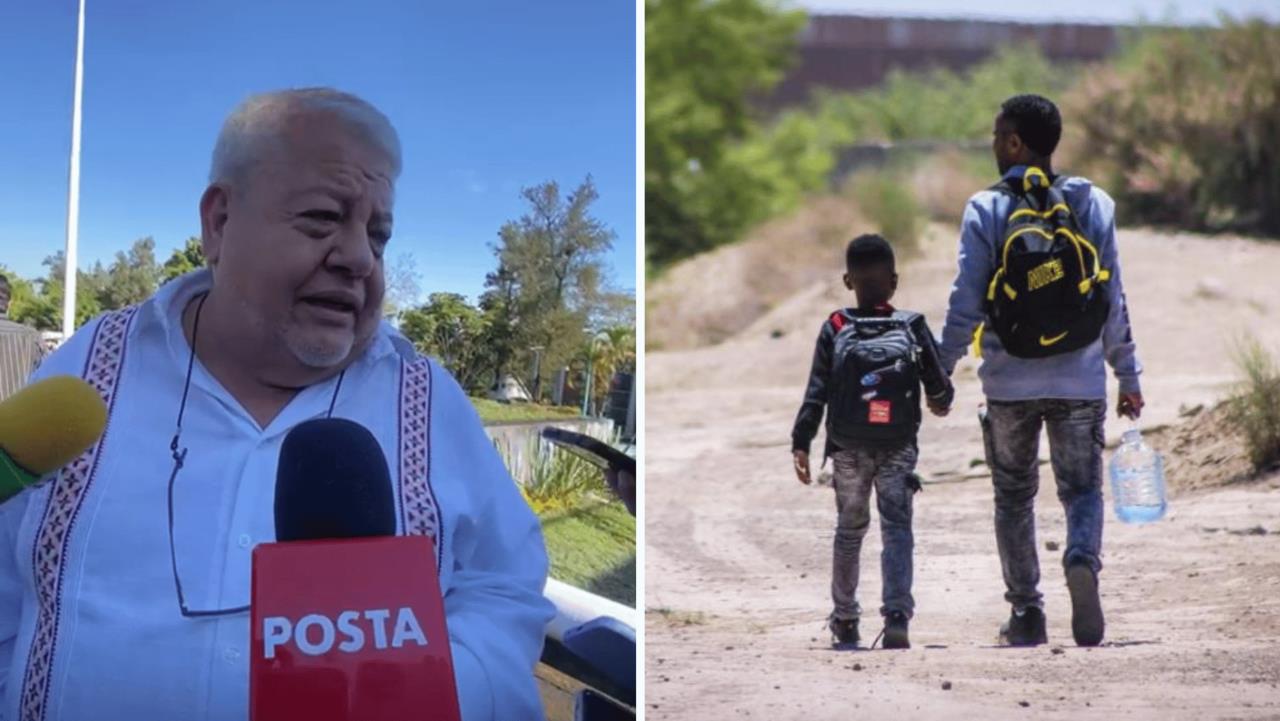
[
  {"xmin": 1009, "ymin": 133, "xmax": 1030, "ymax": 164},
  {"xmin": 843, "ymin": 272, "xmax": 853, "ymax": 290},
  {"xmin": 199, "ymin": 184, "xmax": 231, "ymax": 269},
  {"xmin": 891, "ymin": 272, "xmax": 900, "ymax": 292}
]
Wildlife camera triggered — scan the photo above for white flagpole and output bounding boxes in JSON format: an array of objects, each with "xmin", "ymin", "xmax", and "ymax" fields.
[{"xmin": 61, "ymin": 0, "xmax": 86, "ymax": 340}]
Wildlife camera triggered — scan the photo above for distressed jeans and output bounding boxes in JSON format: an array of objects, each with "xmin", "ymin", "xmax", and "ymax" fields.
[
  {"xmin": 830, "ymin": 442, "xmax": 919, "ymax": 621},
  {"xmin": 980, "ymin": 399, "xmax": 1106, "ymax": 610}
]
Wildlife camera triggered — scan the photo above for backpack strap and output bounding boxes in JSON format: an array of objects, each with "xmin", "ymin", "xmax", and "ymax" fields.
[
  {"xmin": 989, "ymin": 169, "xmax": 1067, "ymax": 198},
  {"xmin": 889, "ymin": 309, "xmax": 921, "ymax": 326},
  {"xmin": 988, "ymin": 177, "xmax": 1017, "ymax": 197},
  {"xmin": 828, "ymin": 310, "xmax": 848, "ymax": 332},
  {"xmin": 831, "ymin": 309, "xmax": 917, "ymax": 332}
]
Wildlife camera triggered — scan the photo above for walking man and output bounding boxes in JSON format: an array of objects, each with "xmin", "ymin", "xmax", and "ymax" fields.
[{"xmin": 938, "ymin": 94, "xmax": 1144, "ymax": 647}]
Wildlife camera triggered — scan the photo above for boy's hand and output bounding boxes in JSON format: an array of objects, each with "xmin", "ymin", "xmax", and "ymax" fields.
[
  {"xmin": 927, "ymin": 397, "xmax": 951, "ymax": 417},
  {"xmin": 793, "ymin": 450, "xmax": 812, "ymax": 485},
  {"xmin": 1118, "ymin": 392, "xmax": 1144, "ymax": 420}
]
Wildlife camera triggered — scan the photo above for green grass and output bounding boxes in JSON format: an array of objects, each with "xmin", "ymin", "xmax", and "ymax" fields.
[
  {"xmin": 471, "ymin": 397, "xmax": 582, "ymax": 424},
  {"xmin": 540, "ymin": 498, "xmax": 636, "ymax": 607},
  {"xmin": 518, "ymin": 448, "xmax": 605, "ymax": 516},
  {"xmin": 1228, "ymin": 335, "xmax": 1280, "ymax": 471}
]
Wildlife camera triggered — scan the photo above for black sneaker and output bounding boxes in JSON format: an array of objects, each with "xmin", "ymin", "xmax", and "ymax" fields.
[
  {"xmin": 1066, "ymin": 563, "xmax": 1105, "ymax": 647},
  {"xmin": 999, "ymin": 605, "xmax": 1047, "ymax": 647},
  {"xmin": 829, "ymin": 616, "xmax": 859, "ymax": 647},
  {"xmin": 882, "ymin": 611, "xmax": 910, "ymax": 649}
]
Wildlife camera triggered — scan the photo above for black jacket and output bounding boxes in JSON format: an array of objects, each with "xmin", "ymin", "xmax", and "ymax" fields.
[{"xmin": 791, "ymin": 305, "xmax": 954, "ymax": 455}]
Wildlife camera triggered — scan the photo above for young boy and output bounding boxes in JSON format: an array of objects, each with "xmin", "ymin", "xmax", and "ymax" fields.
[{"xmin": 791, "ymin": 234, "xmax": 954, "ymax": 649}]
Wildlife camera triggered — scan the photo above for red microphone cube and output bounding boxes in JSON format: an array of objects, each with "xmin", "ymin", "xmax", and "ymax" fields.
[{"xmin": 250, "ymin": 536, "xmax": 461, "ymax": 721}]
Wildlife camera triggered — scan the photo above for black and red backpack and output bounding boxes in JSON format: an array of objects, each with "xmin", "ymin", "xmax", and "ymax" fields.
[{"xmin": 825, "ymin": 308, "xmax": 923, "ymax": 445}]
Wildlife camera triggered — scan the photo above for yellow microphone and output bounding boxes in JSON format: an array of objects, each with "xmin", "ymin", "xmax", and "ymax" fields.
[{"xmin": 0, "ymin": 376, "xmax": 108, "ymax": 502}]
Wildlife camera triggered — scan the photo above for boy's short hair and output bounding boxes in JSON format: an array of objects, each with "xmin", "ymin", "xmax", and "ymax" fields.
[
  {"xmin": 846, "ymin": 234, "xmax": 895, "ymax": 272},
  {"xmin": 999, "ymin": 94, "xmax": 1062, "ymax": 157}
]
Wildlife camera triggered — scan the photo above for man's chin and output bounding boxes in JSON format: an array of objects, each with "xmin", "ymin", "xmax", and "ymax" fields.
[{"xmin": 285, "ymin": 330, "xmax": 357, "ymax": 370}]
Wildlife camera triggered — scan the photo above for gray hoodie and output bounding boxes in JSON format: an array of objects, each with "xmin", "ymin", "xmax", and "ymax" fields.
[{"xmin": 938, "ymin": 166, "xmax": 1142, "ymax": 401}]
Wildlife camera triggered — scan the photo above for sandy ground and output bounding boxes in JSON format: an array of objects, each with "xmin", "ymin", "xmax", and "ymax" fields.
[{"xmin": 644, "ymin": 224, "xmax": 1280, "ymax": 720}]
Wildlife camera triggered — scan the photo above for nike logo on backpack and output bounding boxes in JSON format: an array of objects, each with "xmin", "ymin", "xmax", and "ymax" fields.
[{"xmin": 1039, "ymin": 331, "xmax": 1069, "ymax": 347}]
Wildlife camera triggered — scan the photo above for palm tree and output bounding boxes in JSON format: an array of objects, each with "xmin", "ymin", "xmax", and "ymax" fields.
[{"xmin": 584, "ymin": 326, "xmax": 636, "ymax": 415}]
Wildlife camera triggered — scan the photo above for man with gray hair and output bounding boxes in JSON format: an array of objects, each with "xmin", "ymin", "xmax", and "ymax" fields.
[
  {"xmin": 0, "ymin": 274, "xmax": 45, "ymax": 402},
  {"xmin": 0, "ymin": 89, "xmax": 555, "ymax": 720}
]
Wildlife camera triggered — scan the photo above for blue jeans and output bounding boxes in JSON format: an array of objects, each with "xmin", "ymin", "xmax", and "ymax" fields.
[
  {"xmin": 981, "ymin": 399, "xmax": 1106, "ymax": 610},
  {"xmin": 829, "ymin": 441, "xmax": 919, "ymax": 621}
]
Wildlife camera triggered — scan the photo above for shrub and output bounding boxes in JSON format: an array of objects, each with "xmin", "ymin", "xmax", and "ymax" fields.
[
  {"xmin": 1061, "ymin": 21, "xmax": 1280, "ymax": 235},
  {"xmin": 1227, "ymin": 335, "xmax": 1280, "ymax": 472},
  {"xmin": 909, "ymin": 149, "xmax": 992, "ymax": 224},
  {"xmin": 848, "ymin": 171, "xmax": 925, "ymax": 257},
  {"xmin": 501, "ymin": 440, "xmax": 606, "ymax": 519}
]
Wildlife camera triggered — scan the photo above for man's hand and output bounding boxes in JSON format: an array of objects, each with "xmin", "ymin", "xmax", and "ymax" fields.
[
  {"xmin": 927, "ymin": 397, "xmax": 951, "ymax": 417},
  {"xmin": 793, "ymin": 450, "xmax": 812, "ymax": 485},
  {"xmin": 1118, "ymin": 392, "xmax": 1144, "ymax": 420}
]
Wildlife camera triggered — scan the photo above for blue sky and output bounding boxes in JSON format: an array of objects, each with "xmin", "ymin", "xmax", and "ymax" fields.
[
  {"xmin": 0, "ymin": 0, "xmax": 637, "ymax": 305},
  {"xmin": 797, "ymin": 0, "xmax": 1280, "ymax": 24}
]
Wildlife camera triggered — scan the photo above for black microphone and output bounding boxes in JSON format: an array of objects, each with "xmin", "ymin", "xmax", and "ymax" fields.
[
  {"xmin": 274, "ymin": 418, "xmax": 396, "ymax": 542},
  {"xmin": 252, "ymin": 417, "xmax": 462, "ymax": 721}
]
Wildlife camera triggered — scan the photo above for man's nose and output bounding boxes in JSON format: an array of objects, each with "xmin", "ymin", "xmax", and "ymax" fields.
[{"xmin": 326, "ymin": 224, "xmax": 377, "ymax": 277}]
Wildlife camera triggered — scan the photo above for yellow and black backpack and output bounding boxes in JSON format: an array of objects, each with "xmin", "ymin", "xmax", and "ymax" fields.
[{"xmin": 981, "ymin": 167, "xmax": 1111, "ymax": 359}]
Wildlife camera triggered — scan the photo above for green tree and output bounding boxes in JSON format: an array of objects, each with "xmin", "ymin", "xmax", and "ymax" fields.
[
  {"xmin": 26, "ymin": 252, "xmax": 103, "ymax": 330},
  {"xmin": 478, "ymin": 264, "xmax": 519, "ymax": 389},
  {"xmin": 645, "ymin": 0, "xmax": 806, "ymax": 266},
  {"xmin": 585, "ymin": 325, "xmax": 637, "ymax": 413},
  {"xmin": 0, "ymin": 266, "xmax": 42, "ymax": 325},
  {"xmin": 399, "ymin": 293, "xmax": 491, "ymax": 394},
  {"xmin": 382, "ymin": 251, "xmax": 422, "ymax": 321},
  {"xmin": 592, "ymin": 290, "xmax": 637, "ymax": 332},
  {"xmin": 100, "ymin": 237, "xmax": 159, "ymax": 309},
  {"xmin": 161, "ymin": 237, "xmax": 205, "ymax": 283},
  {"xmin": 486, "ymin": 177, "xmax": 616, "ymax": 400}
]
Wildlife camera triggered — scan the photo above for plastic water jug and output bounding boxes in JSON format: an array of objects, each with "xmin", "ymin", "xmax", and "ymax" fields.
[{"xmin": 1108, "ymin": 428, "xmax": 1168, "ymax": 523}]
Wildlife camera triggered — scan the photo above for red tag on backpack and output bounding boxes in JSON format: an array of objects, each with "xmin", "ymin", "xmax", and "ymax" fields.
[{"xmin": 869, "ymin": 400, "xmax": 892, "ymax": 424}]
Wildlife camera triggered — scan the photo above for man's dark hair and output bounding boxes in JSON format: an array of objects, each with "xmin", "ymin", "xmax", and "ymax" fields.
[
  {"xmin": 845, "ymin": 233, "xmax": 895, "ymax": 272},
  {"xmin": 0, "ymin": 274, "xmax": 10, "ymax": 314},
  {"xmin": 1000, "ymin": 94, "xmax": 1062, "ymax": 158}
]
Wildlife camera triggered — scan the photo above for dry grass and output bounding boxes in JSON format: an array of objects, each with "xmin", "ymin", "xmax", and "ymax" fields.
[
  {"xmin": 908, "ymin": 149, "xmax": 991, "ymax": 225},
  {"xmin": 646, "ymin": 195, "xmax": 869, "ymax": 351},
  {"xmin": 1143, "ymin": 402, "xmax": 1258, "ymax": 494},
  {"xmin": 1227, "ymin": 335, "xmax": 1280, "ymax": 472},
  {"xmin": 647, "ymin": 150, "xmax": 994, "ymax": 351},
  {"xmin": 845, "ymin": 171, "xmax": 926, "ymax": 258},
  {"xmin": 647, "ymin": 608, "xmax": 712, "ymax": 627}
]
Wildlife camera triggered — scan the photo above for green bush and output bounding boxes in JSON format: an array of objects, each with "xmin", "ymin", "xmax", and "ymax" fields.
[
  {"xmin": 909, "ymin": 149, "xmax": 993, "ymax": 224},
  {"xmin": 1062, "ymin": 21, "xmax": 1280, "ymax": 235},
  {"xmin": 848, "ymin": 172, "xmax": 926, "ymax": 257},
  {"xmin": 1227, "ymin": 335, "xmax": 1280, "ymax": 472},
  {"xmin": 646, "ymin": 37, "xmax": 1071, "ymax": 268},
  {"xmin": 517, "ymin": 442, "xmax": 606, "ymax": 515},
  {"xmin": 645, "ymin": 0, "xmax": 807, "ymax": 267},
  {"xmin": 817, "ymin": 44, "xmax": 1067, "ymax": 143}
]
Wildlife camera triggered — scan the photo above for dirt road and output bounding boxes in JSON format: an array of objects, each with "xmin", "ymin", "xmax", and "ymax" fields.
[{"xmin": 644, "ymin": 225, "xmax": 1280, "ymax": 720}]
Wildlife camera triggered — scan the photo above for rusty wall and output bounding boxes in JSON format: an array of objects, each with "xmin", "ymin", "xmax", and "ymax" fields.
[{"xmin": 766, "ymin": 14, "xmax": 1120, "ymax": 108}]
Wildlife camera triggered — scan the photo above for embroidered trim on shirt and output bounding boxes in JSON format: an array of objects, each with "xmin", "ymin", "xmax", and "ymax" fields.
[
  {"xmin": 398, "ymin": 356, "xmax": 443, "ymax": 573},
  {"xmin": 20, "ymin": 307, "xmax": 137, "ymax": 721}
]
